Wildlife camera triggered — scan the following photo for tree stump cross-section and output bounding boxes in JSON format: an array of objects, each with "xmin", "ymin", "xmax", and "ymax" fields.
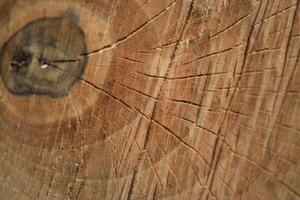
[{"xmin": 0, "ymin": 0, "xmax": 299, "ymax": 199}]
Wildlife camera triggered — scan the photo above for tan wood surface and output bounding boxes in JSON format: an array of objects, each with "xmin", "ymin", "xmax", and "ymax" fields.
[{"xmin": 0, "ymin": 0, "xmax": 299, "ymax": 199}]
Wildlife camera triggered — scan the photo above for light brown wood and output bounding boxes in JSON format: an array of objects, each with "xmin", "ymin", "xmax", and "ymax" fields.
[{"xmin": 0, "ymin": 0, "xmax": 299, "ymax": 199}]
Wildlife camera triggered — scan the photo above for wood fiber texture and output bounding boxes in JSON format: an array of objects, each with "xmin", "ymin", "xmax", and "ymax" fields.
[{"xmin": 0, "ymin": 0, "xmax": 299, "ymax": 199}]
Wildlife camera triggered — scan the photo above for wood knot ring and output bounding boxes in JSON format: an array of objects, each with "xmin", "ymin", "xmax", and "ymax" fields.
[{"xmin": 0, "ymin": 12, "xmax": 87, "ymax": 98}]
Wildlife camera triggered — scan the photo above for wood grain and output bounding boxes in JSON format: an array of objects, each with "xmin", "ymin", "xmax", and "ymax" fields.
[{"xmin": 0, "ymin": 0, "xmax": 299, "ymax": 199}]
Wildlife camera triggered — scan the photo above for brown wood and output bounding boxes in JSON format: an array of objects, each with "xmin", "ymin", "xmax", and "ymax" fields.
[{"xmin": 0, "ymin": 0, "xmax": 299, "ymax": 199}]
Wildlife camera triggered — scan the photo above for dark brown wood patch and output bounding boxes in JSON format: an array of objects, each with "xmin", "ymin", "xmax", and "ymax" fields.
[{"xmin": 0, "ymin": 11, "xmax": 87, "ymax": 98}]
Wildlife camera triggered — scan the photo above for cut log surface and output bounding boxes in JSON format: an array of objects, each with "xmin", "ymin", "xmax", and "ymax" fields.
[{"xmin": 0, "ymin": 0, "xmax": 299, "ymax": 199}]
